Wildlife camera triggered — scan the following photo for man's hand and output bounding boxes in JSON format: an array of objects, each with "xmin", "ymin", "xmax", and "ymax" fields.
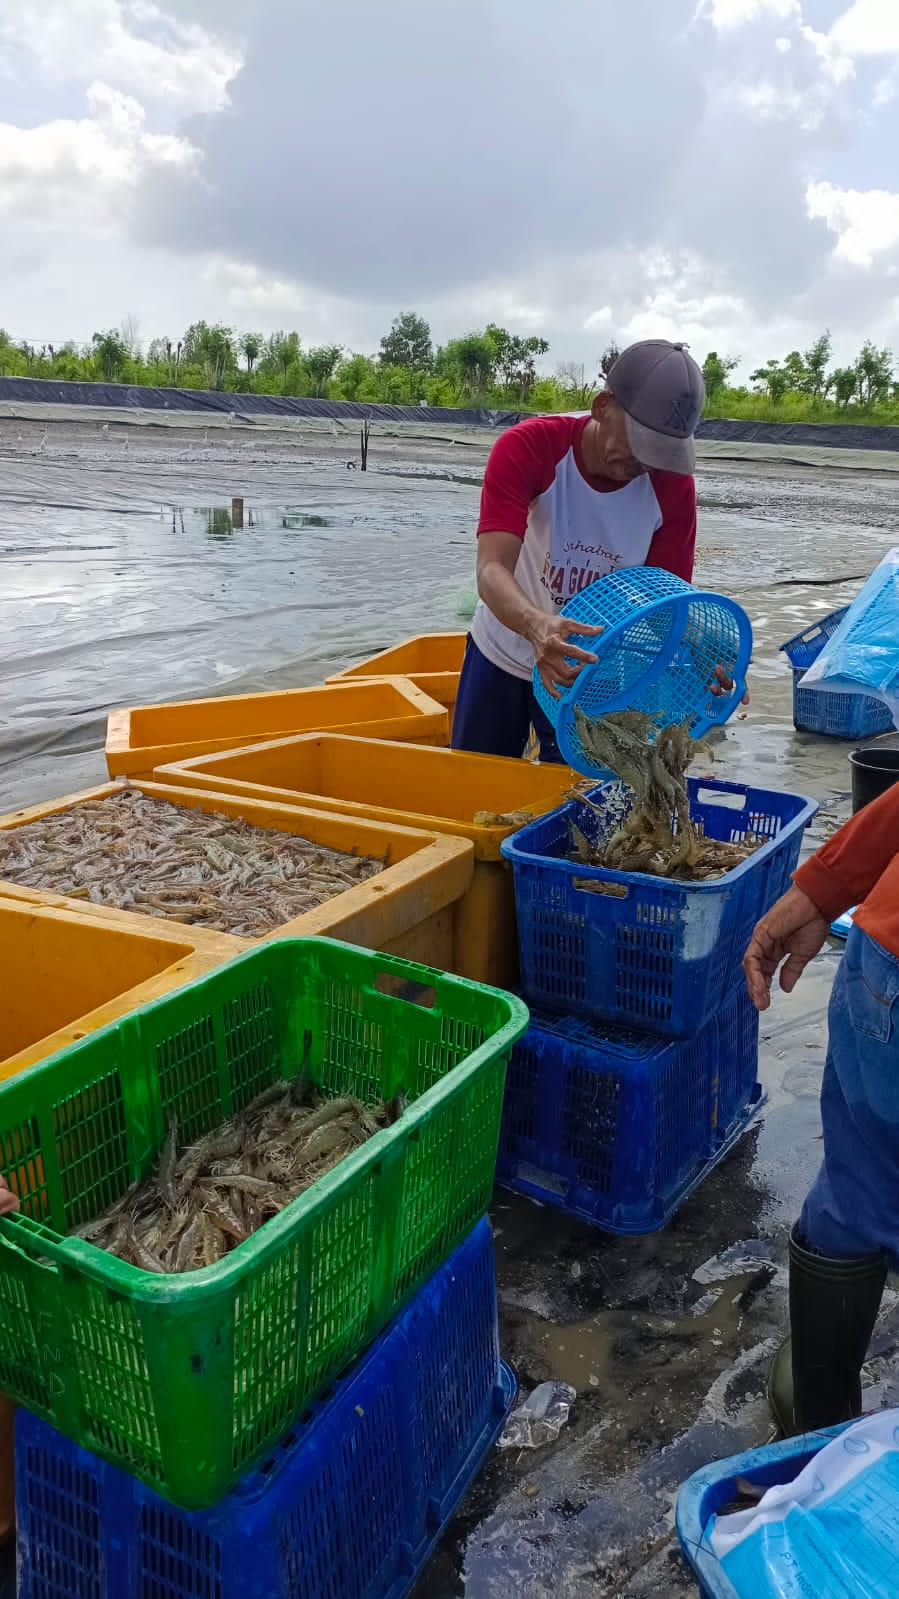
[
  {"xmin": 743, "ymin": 885, "xmax": 830, "ymax": 1011},
  {"xmin": 0, "ymin": 1178, "xmax": 19, "ymax": 1218},
  {"xmin": 529, "ymin": 614, "xmax": 604, "ymax": 699},
  {"xmin": 711, "ymin": 663, "xmax": 751, "ymax": 705}
]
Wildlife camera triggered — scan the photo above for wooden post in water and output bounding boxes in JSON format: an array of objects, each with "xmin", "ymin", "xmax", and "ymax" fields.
[
  {"xmin": 231, "ymin": 496, "xmax": 244, "ymax": 527},
  {"xmin": 360, "ymin": 418, "xmax": 370, "ymax": 472}
]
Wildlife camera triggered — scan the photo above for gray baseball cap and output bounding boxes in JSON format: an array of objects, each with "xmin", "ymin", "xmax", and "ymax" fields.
[{"xmin": 606, "ymin": 340, "xmax": 705, "ymax": 475}]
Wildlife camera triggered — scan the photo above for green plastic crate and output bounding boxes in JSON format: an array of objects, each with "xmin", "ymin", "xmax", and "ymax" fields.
[{"xmin": 0, "ymin": 937, "xmax": 527, "ymax": 1510}]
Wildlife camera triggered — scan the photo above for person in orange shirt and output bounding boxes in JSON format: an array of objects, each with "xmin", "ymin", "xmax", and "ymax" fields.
[{"xmin": 744, "ymin": 779, "xmax": 899, "ymax": 1435}]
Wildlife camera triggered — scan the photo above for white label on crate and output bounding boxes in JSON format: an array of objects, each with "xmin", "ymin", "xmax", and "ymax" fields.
[{"xmin": 679, "ymin": 896, "xmax": 724, "ymax": 961}]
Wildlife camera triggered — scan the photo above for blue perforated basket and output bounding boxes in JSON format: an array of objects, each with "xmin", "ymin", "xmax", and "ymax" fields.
[
  {"xmin": 496, "ymin": 984, "xmax": 762, "ymax": 1233},
  {"xmin": 531, "ymin": 567, "xmax": 752, "ymax": 777},
  {"xmin": 501, "ymin": 776, "xmax": 818, "ymax": 1038},
  {"xmin": 676, "ymin": 1424, "xmax": 851, "ymax": 1599},
  {"xmin": 780, "ymin": 608, "xmax": 894, "ymax": 738},
  {"xmin": 15, "ymin": 1220, "xmax": 514, "ymax": 1599}
]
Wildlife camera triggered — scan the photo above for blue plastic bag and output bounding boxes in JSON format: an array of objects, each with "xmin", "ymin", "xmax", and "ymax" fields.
[
  {"xmin": 801, "ymin": 550, "xmax": 899, "ymax": 721},
  {"xmin": 830, "ymin": 907, "xmax": 857, "ymax": 940},
  {"xmin": 711, "ymin": 1410, "xmax": 899, "ymax": 1599}
]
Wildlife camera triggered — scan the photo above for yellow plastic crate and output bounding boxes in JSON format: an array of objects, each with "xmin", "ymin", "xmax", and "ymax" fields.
[
  {"xmin": 106, "ymin": 676, "xmax": 449, "ymax": 778},
  {"xmin": 329, "ymin": 632, "xmax": 467, "ymax": 679},
  {"xmin": 0, "ymin": 781, "xmax": 474, "ymax": 972},
  {"xmin": 0, "ymin": 892, "xmax": 241, "ymax": 1081},
  {"xmin": 327, "ymin": 670, "xmax": 461, "ymax": 724},
  {"xmin": 157, "ymin": 736, "xmax": 576, "ymax": 987}
]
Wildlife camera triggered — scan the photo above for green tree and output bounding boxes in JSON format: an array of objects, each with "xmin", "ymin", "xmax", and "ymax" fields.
[
  {"xmin": 305, "ymin": 344, "xmax": 342, "ymax": 397},
  {"xmin": 701, "ymin": 351, "xmax": 738, "ymax": 401},
  {"xmin": 378, "ymin": 312, "xmax": 433, "ymax": 371},
  {"xmin": 803, "ymin": 331, "xmax": 832, "ymax": 400},
  {"xmin": 53, "ymin": 343, "xmax": 85, "ymax": 381},
  {"xmin": 855, "ymin": 340, "xmax": 893, "ymax": 407},
  {"xmin": 91, "ymin": 329, "xmax": 130, "ymax": 382},
  {"xmin": 332, "ymin": 352, "xmax": 379, "ymax": 401},
  {"xmin": 376, "ymin": 363, "xmax": 416, "ymax": 404},
  {"xmin": 750, "ymin": 359, "xmax": 788, "ymax": 404},
  {"xmin": 0, "ymin": 329, "xmax": 14, "ymax": 377},
  {"xmin": 436, "ymin": 334, "xmax": 497, "ymax": 399},
  {"xmin": 831, "ymin": 366, "xmax": 857, "ymax": 408},
  {"xmin": 485, "ymin": 323, "xmax": 550, "ymax": 400},
  {"xmin": 261, "ymin": 330, "xmax": 302, "ymax": 386},
  {"xmin": 528, "ymin": 378, "xmax": 565, "ymax": 413},
  {"xmin": 181, "ymin": 322, "xmax": 235, "ymax": 390},
  {"xmin": 781, "ymin": 351, "xmax": 809, "ymax": 391},
  {"xmin": 239, "ymin": 332, "xmax": 262, "ymax": 374}
]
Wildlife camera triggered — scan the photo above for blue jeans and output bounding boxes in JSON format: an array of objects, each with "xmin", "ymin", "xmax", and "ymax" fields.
[
  {"xmin": 450, "ymin": 635, "xmax": 564, "ymax": 763},
  {"xmin": 800, "ymin": 924, "xmax": 899, "ymax": 1269}
]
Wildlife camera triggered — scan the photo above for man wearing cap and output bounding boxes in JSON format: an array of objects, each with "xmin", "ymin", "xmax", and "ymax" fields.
[{"xmin": 451, "ymin": 339, "xmax": 705, "ymax": 761}]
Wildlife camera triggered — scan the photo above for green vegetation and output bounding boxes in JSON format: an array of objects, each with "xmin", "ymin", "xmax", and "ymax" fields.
[
  {"xmin": 2, "ymin": 317, "xmax": 899, "ymax": 425},
  {"xmin": 0, "ymin": 314, "xmax": 561, "ymax": 411},
  {"xmin": 703, "ymin": 332, "xmax": 899, "ymax": 425}
]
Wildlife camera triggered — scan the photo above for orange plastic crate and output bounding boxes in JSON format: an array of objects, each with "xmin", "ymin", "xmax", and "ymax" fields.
[
  {"xmin": 106, "ymin": 677, "xmax": 449, "ymax": 778},
  {"xmin": 157, "ymin": 737, "xmax": 575, "ymax": 987},
  {"xmin": 0, "ymin": 781, "xmax": 473, "ymax": 973}
]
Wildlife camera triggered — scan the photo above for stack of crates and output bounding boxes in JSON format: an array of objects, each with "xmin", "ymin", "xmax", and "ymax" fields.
[
  {"xmin": 496, "ymin": 775, "xmax": 818, "ymax": 1232},
  {"xmin": 0, "ymin": 937, "xmax": 528, "ymax": 1598},
  {"xmin": 781, "ymin": 607, "xmax": 894, "ymax": 739}
]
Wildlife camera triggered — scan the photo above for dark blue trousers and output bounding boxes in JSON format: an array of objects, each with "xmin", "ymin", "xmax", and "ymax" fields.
[
  {"xmin": 450, "ymin": 635, "xmax": 563, "ymax": 762},
  {"xmin": 800, "ymin": 925, "xmax": 899, "ymax": 1270}
]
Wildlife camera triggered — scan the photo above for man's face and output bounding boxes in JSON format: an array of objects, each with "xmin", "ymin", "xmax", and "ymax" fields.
[{"xmin": 591, "ymin": 393, "xmax": 647, "ymax": 482}]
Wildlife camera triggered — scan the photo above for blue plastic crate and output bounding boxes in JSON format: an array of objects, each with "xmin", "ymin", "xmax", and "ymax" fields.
[
  {"xmin": 781, "ymin": 607, "xmax": 849, "ymax": 671},
  {"xmin": 781, "ymin": 608, "xmax": 894, "ymax": 737},
  {"xmin": 496, "ymin": 983, "xmax": 762, "ymax": 1233},
  {"xmin": 15, "ymin": 1220, "xmax": 513, "ymax": 1599},
  {"xmin": 676, "ymin": 1424, "xmax": 851, "ymax": 1598},
  {"xmin": 501, "ymin": 776, "xmax": 817, "ymax": 1038},
  {"xmin": 791, "ymin": 669, "xmax": 893, "ymax": 738}
]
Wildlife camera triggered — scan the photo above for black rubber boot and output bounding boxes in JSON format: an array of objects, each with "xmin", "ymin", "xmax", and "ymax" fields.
[{"xmin": 768, "ymin": 1225, "xmax": 887, "ymax": 1436}]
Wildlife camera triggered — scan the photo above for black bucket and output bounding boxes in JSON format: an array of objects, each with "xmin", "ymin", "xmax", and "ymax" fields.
[{"xmin": 850, "ymin": 731, "xmax": 899, "ymax": 813}]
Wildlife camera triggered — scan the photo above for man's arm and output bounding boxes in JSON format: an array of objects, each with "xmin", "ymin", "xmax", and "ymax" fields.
[
  {"xmin": 645, "ymin": 473, "xmax": 697, "ymax": 582},
  {"xmin": 476, "ymin": 532, "xmax": 601, "ymax": 697},
  {"xmin": 476, "ymin": 422, "xmax": 601, "ymax": 695}
]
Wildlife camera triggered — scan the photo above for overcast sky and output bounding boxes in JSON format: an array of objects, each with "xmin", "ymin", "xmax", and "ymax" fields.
[{"xmin": 1, "ymin": 0, "xmax": 898, "ymax": 378}]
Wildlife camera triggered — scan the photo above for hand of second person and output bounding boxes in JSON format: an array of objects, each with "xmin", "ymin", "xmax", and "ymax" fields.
[
  {"xmin": 743, "ymin": 885, "xmax": 830, "ymax": 1011},
  {"xmin": 0, "ymin": 1178, "xmax": 19, "ymax": 1218},
  {"xmin": 530, "ymin": 614, "xmax": 604, "ymax": 699},
  {"xmin": 710, "ymin": 663, "xmax": 751, "ymax": 705}
]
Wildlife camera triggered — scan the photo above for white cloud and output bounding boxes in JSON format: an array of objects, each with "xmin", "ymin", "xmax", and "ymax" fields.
[
  {"xmin": 0, "ymin": 82, "xmax": 194, "ymax": 226},
  {"xmin": 831, "ymin": 1, "xmax": 899, "ymax": 57},
  {"xmin": 806, "ymin": 179, "xmax": 899, "ymax": 265},
  {"xmin": 0, "ymin": 0, "xmax": 240, "ymax": 111},
  {"xmin": 705, "ymin": 0, "xmax": 799, "ymax": 27},
  {"xmin": 0, "ymin": 0, "xmax": 898, "ymax": 382}
]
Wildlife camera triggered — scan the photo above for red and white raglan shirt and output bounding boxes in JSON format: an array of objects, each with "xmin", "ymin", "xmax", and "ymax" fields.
[{"xmin": 470, "ymin": 414, "xmax": 697, "ymax": 680}]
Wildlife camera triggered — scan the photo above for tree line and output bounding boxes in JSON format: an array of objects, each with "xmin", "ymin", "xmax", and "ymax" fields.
[
  {"xmin": 702, "ymin": 332, "xmax": 899, "ymax": 422},
  {"xmin": 1, "ymin": 314, "xmax": 898, "ymax": 424},
  {"xmin": 0, "ymin": 313, "xmax": 563, "ymax": 411}
]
